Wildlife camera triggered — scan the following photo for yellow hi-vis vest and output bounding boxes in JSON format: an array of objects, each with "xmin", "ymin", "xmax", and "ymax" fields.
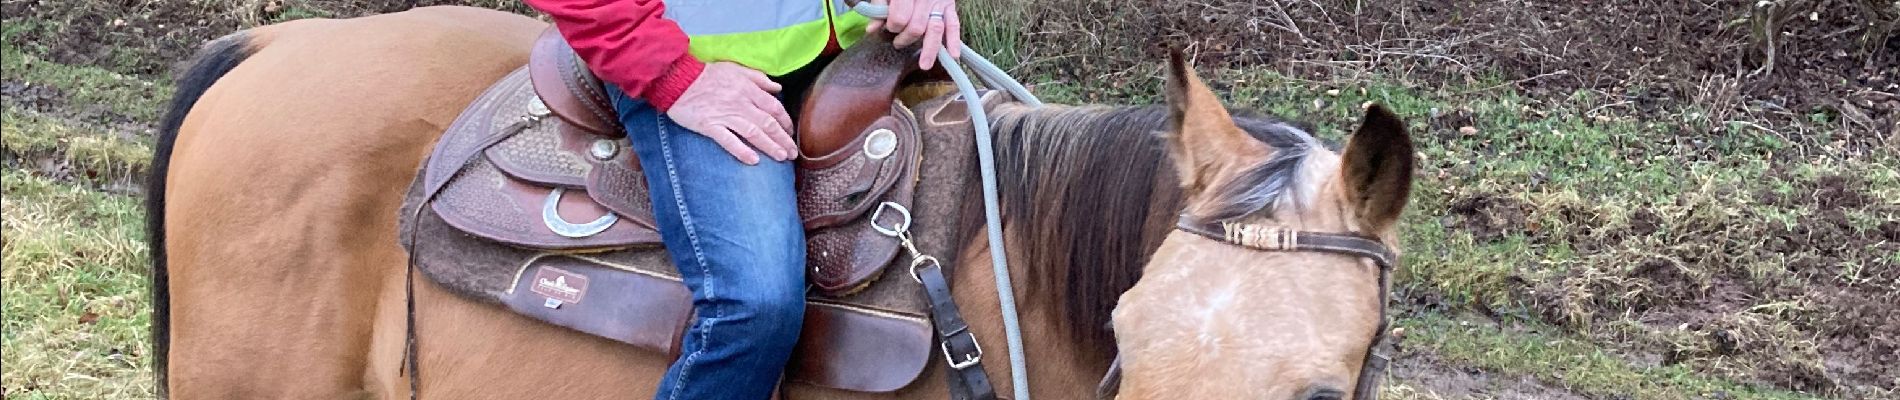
[{"xmin": 665, "ymin": 0, "xmax": 871, "ymax": 76}]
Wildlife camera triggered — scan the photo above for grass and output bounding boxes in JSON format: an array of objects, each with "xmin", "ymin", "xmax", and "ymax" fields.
[
  {"xmin": 3, "ymin": 22, "xmax": 162, "ymax": 398},
  {"xmin": 2, "ymin": 21, "xmax": 158, "ymax": 190},
  {"xmin": 2, "ymin": 107, "xmax": 154, "ymax": 187},
  {"xmin": 1, "ymin": 23, "xmax": 172, "ymax": 124},
  {"xmin": 1, "ymin": 170, "xmax": 154, "ymax": 399},
  {"xmin": 1261, "ymin": 73, "xmax": 1890, "ymax": 397},
  {"xmin": 1397, "ymin": 313, "xmax": 1822, "ymax": 400}
]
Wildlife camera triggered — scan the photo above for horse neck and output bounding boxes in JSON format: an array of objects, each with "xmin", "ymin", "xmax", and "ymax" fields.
[{"xmin": 962, "ymin": 103, "xmax": 1185, "ymax": 367}]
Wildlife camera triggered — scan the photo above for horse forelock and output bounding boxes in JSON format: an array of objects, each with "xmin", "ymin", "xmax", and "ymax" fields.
[
  {"xmin": 985, "ymin": 102, "xmax": 1327, "ymax": 360},
  {"xmin": 1200, "ymin": 114, "xmax": 1332, "ymax": 221}
]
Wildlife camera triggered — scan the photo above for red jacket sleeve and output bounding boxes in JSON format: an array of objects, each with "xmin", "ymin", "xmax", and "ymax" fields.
[{"xmin": 523, "ymin": 0, "xmax": 704, "ymax": 112}]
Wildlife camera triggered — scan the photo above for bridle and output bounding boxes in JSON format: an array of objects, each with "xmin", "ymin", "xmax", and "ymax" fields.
[{"xmin": 1095, "ymin": 215, "xmax": 1397, "ymax": 400}]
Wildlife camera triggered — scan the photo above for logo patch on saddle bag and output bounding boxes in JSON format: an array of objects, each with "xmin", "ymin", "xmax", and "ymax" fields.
[{"xmin": 531, "ymin": 266, "xmax": 589, "ymax": 306}]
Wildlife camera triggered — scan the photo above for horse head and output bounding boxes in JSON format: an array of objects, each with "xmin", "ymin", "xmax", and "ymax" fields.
[{"xmin": 1109, "ymin": 50, "xmax": 1416, "ymax": 400}]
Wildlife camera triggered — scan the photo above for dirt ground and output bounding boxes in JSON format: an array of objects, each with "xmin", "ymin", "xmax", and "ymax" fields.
[
  {"xmin": 1391, "ymin": 351, "xmax": 1592, "ymax": 400},
  {"xmin": 1439, "ymin": 170, "xmax": 1898, "ymax": 396}
]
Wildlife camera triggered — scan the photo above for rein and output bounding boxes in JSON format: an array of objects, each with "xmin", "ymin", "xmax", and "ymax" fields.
[
  {"xmin": 1095, "ymin": 216, "xmax": 1397, "ymax": 399},
  {"xmin": 853, "ymin": 4, "xmax": 1040, "ymax": 399}
]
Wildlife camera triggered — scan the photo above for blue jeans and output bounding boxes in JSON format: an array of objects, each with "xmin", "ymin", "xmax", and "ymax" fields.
[{"xmin": 605, "ymin": 85, "xmax": 806, "ymax": 400}]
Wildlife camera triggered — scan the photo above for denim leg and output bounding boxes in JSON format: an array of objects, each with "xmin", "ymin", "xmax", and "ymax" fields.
[{"xmin": 604, "ymin": 85, "xmax": 807, "ymax": 400}]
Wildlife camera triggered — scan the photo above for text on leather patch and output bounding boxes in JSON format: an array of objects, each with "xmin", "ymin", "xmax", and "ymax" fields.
[{"xmin": 531, "ymin": 266, "xmax": 589, "ymax": 306}]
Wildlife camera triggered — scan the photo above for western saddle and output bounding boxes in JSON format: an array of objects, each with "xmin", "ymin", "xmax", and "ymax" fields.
[{"xmin": 398, "ymin": 27, "xmax": 1007, "ymax": 394}]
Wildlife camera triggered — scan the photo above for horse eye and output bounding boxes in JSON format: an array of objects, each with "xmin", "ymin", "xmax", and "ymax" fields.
[{"xmin": 1297, "ymin": 387, "xmax": 1345, "ymax": 400}]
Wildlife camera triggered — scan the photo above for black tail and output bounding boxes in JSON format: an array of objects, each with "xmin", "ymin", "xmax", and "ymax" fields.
[{"xmin": 147, "ymin": 32, "xmax": 255, "ymax": 399}]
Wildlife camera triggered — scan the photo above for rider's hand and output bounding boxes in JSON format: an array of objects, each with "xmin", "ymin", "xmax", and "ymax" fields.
[
  {"xmin": 865, "ymin": 0, "xmax": 962, "ymax": 70},
  {"xmin": 665, "ymin": 62, "xmax": 797, "ymax": 165}
]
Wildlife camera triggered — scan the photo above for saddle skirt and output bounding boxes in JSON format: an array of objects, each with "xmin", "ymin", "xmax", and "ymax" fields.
[{"xmin": 398, "ymin": 28, "xmax": 1010, "ymax": 393}]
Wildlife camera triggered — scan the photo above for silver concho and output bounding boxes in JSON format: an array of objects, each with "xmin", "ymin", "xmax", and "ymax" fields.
[
  {"xmin": 589, "ymin": 139, "xmax": 619, "ymax": 160},
  {"xmin": 542, "ymin": 187, "xmax": 617, "ymax": 238},
  {"xmin": 863, "ymin": 128, "xmax": 898, "ymax": 160},
  {"xmin": 526, "ymin": 96, "xmax": 552, "ymax": 118}
]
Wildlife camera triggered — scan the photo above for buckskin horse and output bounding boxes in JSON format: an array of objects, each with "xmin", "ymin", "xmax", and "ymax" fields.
[{"xmin": 147, "ymin": 6, "xmax": 1415, "ymax": 400}]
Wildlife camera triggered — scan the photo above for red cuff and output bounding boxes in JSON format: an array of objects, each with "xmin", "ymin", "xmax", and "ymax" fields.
[{"xmin": 641, "ymin": 54, "xmax": 704, "ymax": 113}]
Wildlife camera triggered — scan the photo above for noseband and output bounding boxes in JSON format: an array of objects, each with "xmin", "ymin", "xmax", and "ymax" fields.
[{"xmin": 1096, "ymin": 215, "xmax": 1397, "ymax": 400}]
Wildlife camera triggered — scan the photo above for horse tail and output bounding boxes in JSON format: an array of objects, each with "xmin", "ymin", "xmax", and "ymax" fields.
[{"xmin": 147, "ymin": 30, "xmax": 257, "ymax": 399}]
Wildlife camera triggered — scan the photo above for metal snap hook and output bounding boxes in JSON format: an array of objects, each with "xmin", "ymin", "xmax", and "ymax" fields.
[{"xmin": 907, "ymin": 254, "xmax": 942, "ymax": 284}]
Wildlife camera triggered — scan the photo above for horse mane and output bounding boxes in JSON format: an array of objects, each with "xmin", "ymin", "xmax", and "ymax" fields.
[{"xmin": 983, "ymin": 102, "xmax": 1327, "ymax": 360}]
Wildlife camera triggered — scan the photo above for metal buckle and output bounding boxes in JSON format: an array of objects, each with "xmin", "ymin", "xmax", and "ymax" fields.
[
  {"xmin": 870, "ymin": 201, "xmax": 912, "ymax": 237},
  {"xmin": 941, "ymin": 330, "xmax": 984, "ymax": 370}
]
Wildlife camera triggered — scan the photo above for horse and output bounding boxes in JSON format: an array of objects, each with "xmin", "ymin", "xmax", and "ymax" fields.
[{"xmin": 147, "ymin": 6, "xmax": 1414, "ymax": 399}]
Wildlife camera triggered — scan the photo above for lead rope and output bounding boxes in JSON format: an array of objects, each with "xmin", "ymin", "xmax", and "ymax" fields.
[{"xmin": 851, "ymin": 4, "xmax": 1037, "ymax": 399}]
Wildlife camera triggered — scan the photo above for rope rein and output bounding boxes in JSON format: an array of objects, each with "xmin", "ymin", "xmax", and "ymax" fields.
[{"xmin": 851, "ymin": 4, "xmax": 1038, "ymax": 399}]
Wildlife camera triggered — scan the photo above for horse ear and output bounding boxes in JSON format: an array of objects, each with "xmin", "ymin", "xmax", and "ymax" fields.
[
  {"xmin": 1337, "ymin": 104, "xmax": 1415, "ymax": 234},
  {"xmin": 1162, "ymin": 48, "xmax": 1257, "ymax": 196}
]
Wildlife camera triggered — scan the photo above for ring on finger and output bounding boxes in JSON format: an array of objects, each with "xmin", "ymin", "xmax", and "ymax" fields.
[{"xmin": 929, "ymin": 11, "xmax": 945, "ymax": 20}]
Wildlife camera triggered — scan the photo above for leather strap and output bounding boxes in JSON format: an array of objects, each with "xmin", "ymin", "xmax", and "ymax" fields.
[
  {"xmin": 917, "ymin": 259, "xmax": 997, "ymax": 400},
  {"xmin": 404, "ymin": 261, "xmax": 420, "ymax": 400},
  {"xmin": 1173, "ymin": 216, "xmax": 1397, "ymax": 269},
  {"xmin": 402, "ymin": 116, "xmax": 541, "ymax": 399},
  {"xmin": 1352, "ymin": 269, "xmax": 1392, "ymax": 400}
]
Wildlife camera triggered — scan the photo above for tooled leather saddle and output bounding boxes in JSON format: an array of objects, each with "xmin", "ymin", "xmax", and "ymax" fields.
[{"xmin": 397, "ymin": 28, "xmax": 1005, "ymax": 393}]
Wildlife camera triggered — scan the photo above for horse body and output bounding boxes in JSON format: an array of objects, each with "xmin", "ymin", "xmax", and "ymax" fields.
[
  {"xmin": 161, "ymin": 8, "xmax": 544, "ymax": 398},
  {"xmin": 156, "ymin": 6, "xmax": 1102, "ymax": 398},
  {"xmin": 155, "ymin": 6, "xmax": 1413, "ymax": 399}
]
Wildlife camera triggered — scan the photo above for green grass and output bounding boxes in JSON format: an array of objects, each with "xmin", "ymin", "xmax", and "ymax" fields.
[
  {"xmin": 1, "ymin": 170, "xmax": 154, "ymax": 399},
  {"xmin": 2, "ymin": 107, "xmax": 154, "ymax": 185},
  {"xmin": 1398, "ymin": 313, "xmax": 1823, "ymax": 400},
  {"xmin": 0, "ymin": 40, "xmax": 172, "ymax": 124},
  {"xmin": 958, "ymin": 0, "xmax": 1028, "ymax": 74},
  {"xmin": 1, "ymin": 21, "xmax": 158, "ymax": 187},
  {"xmin": 3, "ymin": 21, "xmax": 164, "ymax": 399}
]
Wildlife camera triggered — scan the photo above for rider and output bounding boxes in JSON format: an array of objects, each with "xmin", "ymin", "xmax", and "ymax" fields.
[{"xmin": 518, "ymin": 0, "xmax": 963, "ymax": 398}]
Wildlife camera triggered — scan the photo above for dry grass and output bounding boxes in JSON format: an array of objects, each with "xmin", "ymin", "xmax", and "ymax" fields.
[
  {"xmin": 2, "ymin": 168, "xmax": 153, "ymax": 399},
  {"xmin": 993, "ymin": 0, "xmax": 1897, "ymax": 153}
]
